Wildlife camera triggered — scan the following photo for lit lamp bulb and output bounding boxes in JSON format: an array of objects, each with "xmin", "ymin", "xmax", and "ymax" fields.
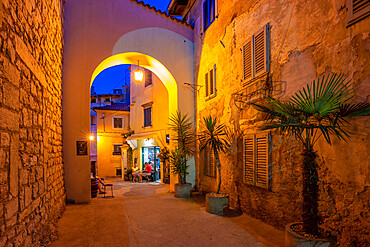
[
  {"xmin": 89, "ymin": 135, "xmax": 94, "ymax": 141},
  {"xmin": 134, "ymin": 69, "xmax": 144, "ymax": 82}
]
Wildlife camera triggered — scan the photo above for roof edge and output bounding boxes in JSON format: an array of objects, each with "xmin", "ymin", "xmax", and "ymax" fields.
[{"xmin": 130, "ymin": 0, "xmax": 193, "ymax": 29}]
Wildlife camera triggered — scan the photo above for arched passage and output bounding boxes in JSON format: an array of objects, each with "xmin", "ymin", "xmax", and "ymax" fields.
[
  {"xmin": 63, "ymin": 1, "xmax": 194, "ymax": 203},
  {"xmin": 90, "ymin": 52, "xmax": 178, "ymax": 116}
]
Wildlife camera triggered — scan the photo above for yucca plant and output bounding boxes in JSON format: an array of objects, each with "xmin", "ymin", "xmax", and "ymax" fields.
[
  {"xmin": 169, "ymin": 111, "xmax": 194, "ymax": 184},
  {"xmin": 198, "ymin": 116, "xmax": 230, "ymax": 194},
  {"xmin": 252, "ymin": 73, "xmax": 369, "ymax": 236}
]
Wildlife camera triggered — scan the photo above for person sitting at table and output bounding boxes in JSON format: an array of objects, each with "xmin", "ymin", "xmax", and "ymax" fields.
[
  {"xmin": 142, "ymin": 162, "xmax": 152, "ymax": 181},
  {"xmin": 132, "ymin": 163, "xmax": 142, "ymax": 182}
]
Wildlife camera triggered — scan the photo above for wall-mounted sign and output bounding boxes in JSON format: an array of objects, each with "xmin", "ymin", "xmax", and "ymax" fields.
[{"xmin": 76, "ymin": 141, "xmax": 88, "ymax": 155}]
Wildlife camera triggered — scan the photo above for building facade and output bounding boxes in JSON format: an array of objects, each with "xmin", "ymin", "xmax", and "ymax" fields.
[
  {"xmin": 93, "ymin": 103, "xmax": 130, "ymax": 177},
  {"xmin": 169, "ymin": 0, "xmax": 370, "ymax": 245},
  {"xmin": 127, "ymin": 66, "xmax": 171, "ymax": 182}
]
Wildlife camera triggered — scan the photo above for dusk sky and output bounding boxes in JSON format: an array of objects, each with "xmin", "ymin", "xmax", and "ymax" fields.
[{"xmin": 92, "ymin": 0, "xmax": 172, "ymax": 94}]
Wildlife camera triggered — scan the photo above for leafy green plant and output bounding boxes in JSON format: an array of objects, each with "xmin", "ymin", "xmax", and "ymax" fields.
[
  {"xmin": 169, "ymin": 147, "xmax": 188, "ymax": 184},
  {"xmin": 198, "ymin": 116, "xmax": 230, "ymax": 194},
  {"xmin": 169, "ymin": 111, "xmax": 194, "ymax": 184},
  {"xmin": 252, "ymin": 73, "xmax": 369, "ymax": 236}
]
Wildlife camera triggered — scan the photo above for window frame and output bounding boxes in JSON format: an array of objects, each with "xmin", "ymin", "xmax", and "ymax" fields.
[
  {"xmin": 113, "ymin": 144, "xmax": 122, "ymax": 155},
  {"xmin": 243, "ymin": 23, "xmax": 270, "ymax": 84},
  {"xmin": 112, "ymin": 117, "xmax": 124, "ymax": 129},
  {"xmin": 243, "ymin": 132, "xmax": 270, "ymax": 189},
  {"xmin": 203, "ymin": 0, "xmax": 217, "ymax": 31},
  {"xmin": 203, "ymin": 146, "xmax": 217, "ymax": 178},
  {"xmin": 145, "ymin": 69, "xmax": 153, "ymax": 88},
  {"xmin": 346, "ymin": 0, "xmax": 370, "ymax": 26},
  {"xmin": 205, "ymin": 64, "xmax": 217, "ymax": 100},
  {"xmin": 143, "ymin": 106, "xmax": 152, "ymax": 128}
]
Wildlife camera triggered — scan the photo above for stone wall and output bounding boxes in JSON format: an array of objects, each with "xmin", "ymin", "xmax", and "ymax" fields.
[
  {"xmin": 0, "ymin": 0, "xmax": 65, "ymax": 246},
  {"xmin": 187, "ymin": 0, "xmax": 369, "ymax": 245}
]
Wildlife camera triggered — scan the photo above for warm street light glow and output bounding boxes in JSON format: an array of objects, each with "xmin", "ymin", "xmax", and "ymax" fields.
[
  {"xmin": 134, "ymin": 69, "xmax": 144, "ymax": 82},
  {"xmin": 89, "ymin": 135, "xmax": 94, "ymax": 141}
]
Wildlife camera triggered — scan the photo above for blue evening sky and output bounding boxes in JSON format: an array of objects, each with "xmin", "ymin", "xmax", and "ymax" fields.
[{"xmin": 91, "ymin": 0, "xmax": 171, "ymax": 94}]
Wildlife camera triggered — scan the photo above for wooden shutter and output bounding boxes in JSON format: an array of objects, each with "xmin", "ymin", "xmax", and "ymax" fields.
[
  {"xmin": 203, "ymin": 147, "xmax": 216, "ymax": 177},
  {"xmin": 255, "ymin": 133, "xmax": 269, "ymax": 189},
  {"xmin": 254, "ymin": 24, "xmax": 269, "ymax": 78},
  {"xmin": 347, "ymin": 0, "xmax": 370, "ymax": 26},
  {"xmin": 243, "ymin": 135, "xmax": 255, "ymax": 184},
  {"xmin": 205, "ymin": 72, "xmax": 209, "ymax": 97},
  {"xmin": 243, "ymin": 38, "xmax": 253, "ymax": 81},
  {"xmin": 209, "ymin": 68, "xmax": 214, "ymax": 96}
]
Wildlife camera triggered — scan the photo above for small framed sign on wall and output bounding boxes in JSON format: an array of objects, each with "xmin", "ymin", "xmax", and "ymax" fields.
[{"xmin": 76, "ymin": 141, "xmax": 88, "ymax": 155}]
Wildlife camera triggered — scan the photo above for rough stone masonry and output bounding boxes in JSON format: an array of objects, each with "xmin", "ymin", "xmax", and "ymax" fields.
[{"xmin": 0, "ymin": 0, "xmax": 65, "ymax": 246}]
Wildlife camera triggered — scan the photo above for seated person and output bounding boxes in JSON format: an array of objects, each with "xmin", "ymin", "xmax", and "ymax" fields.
[
  {"xmin": 132, "ymin": 164, "xmax": 142, "ymax": 182},
  {"xmin": 142, "ymin": 162, "xmax": 152, "ymax": 181}
]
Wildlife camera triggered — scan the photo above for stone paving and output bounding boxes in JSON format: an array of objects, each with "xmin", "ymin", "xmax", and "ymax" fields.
[{"xmin": 51, "ymin": 179, "xmax": 284, "ymax": 247}]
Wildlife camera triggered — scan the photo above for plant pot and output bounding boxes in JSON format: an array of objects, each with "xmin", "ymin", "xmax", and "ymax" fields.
[
  {"xmin": 174, "ymin": 183, "xmax": 192, "ymax": 198},
  {"xmin": 206, "ymin": 193, "xmax": 229, "ymax": 215},
  {"xmin": 285, "ymin": 222, "xmax": 336, "ymax": 247}
]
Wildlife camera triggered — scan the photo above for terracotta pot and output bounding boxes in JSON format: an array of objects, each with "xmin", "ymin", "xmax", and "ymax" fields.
[
  {"xmin": 285, "ymin": 222, "xmax": 336, "ymax": 247},
  {"xmin": 174, "ymin": 183, "xmax": 192, "ymax": 198},
  {"xmin": 206, "ymin": 193, "xmax": 229, "ymax": 215}
]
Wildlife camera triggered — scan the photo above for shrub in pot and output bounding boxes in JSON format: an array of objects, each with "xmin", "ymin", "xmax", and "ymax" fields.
[
  {"xmin": 169, "ymin": 111, "xmax": 194, "ymax": 198},
  {"xmin": 252, "ymin": 73, "xmax": 369, "ymax": 246},
  {"xmin": 198, "ymin": 116, "xmax": 230, "ymax": 215}
]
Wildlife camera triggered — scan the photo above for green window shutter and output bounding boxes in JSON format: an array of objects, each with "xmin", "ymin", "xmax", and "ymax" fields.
[
  {"xmin": 255, "ymin": 133, "xmax": 269, "ymax": 189},
  {"xmin": 243, "ymin": 38, "xmax": 253, "ymax": 81},
  {"xmin": 205, "ymin": 72, "xmax": 209, "ymax": 97},
  {"xmin": 243, "ymin": 135, "xmax": 255, "ymax": 185}
]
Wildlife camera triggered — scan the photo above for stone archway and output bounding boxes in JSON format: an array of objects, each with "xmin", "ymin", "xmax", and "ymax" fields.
[{"xmin": 63, "ymin": 1, "xmax": 194, "ymax": 203}]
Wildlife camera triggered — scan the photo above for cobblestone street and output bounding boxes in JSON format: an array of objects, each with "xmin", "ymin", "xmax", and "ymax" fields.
[{"xmin": 51, "ymin": 179, "xmax": 284, "ymax": 247}]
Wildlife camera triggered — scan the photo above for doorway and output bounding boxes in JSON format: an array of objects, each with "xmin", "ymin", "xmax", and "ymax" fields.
[{"xmin": 142, "ymin": 147, "xmax": 160, "ymax": 181}]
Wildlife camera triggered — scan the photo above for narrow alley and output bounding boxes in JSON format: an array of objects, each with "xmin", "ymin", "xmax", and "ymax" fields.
[{"xmin": 51, "ymin": 180, "xmax": 284, "ymax": 247}]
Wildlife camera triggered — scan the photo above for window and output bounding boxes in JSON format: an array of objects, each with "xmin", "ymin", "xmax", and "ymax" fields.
[
  {"xmin": 145, "ymin": 69, "xmax": 153, "ymax": 87},
  {"xmin": 347, "ymin": 0, "xmax": 370, "ymax": 26},
  {"xmin": 105, "ymin": 97, "xmax": 110, "ymax": 102},
  {"xmin": 113, "ymin": 144, "xmax": 122, "ymax": 155},
  {"xmin": 205, "ymin": 64, "xmax": 216, "ymax": 99},
  {"xmin": 203, "ymin": 0, "xmax": 216, "ymax": 31},
  {"xmin": 91, "ymin": 98, "xmax": 96, "ymax": 103},
  {"xmin": 243, "ymin": 23, "xmax": 270, "ymax": 83},
  {"xmin": 90, "ymin": 115, "xmax": 96, "ymax": 125},
  {"xmin": 243, "ymin": 132, "xmax": 270, "ymax": 189},
  {"xmin": 113, "ymin": 117, "xmax": 123, "ymax": 129},
  {"xmin": 203, "ymin": 146, "xmax": 216, "ymax": 178},
  {"xmin": 113, "ymin": 89, "xmax": 122, "ymax": 94},
  {"xmin": 144, "ymin": 106, "xmax": 152, "ymax": 127}
]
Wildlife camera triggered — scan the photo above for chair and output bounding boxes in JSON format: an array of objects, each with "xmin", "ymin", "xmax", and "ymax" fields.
[{"xmin": 96, "ymin": 177, "xmax": 114, "ymax": 198}]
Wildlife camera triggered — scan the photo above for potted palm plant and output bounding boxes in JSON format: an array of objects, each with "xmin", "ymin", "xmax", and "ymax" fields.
[
  {"xmin": 169, "ymin": 111, "xmax": 194, "ymax": 198},
  {"xmin": 198, "ymin": 116, "xmax": 230, "ymax": 215},
  {"xmin": 251, "ymin": 73, "xmax": 369, "ymax": 246}
]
